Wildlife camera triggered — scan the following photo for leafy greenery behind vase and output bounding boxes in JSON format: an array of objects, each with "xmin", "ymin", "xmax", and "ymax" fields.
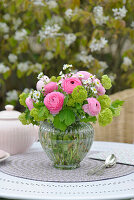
[{"xmin": 0, "ymin": 0, "xmax": 134, "ymax": 110}]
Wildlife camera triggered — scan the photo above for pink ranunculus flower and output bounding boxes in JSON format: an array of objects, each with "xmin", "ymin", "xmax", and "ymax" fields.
[
  {"xmin": 36, "ymin": 80, "xmax": 45, "ymax": 91},
  {"xmin": 44, "ymin": 82, "xmax": 58, "ymax": 95},
  {"xmin": 62, "ymin": 77, "xmax": 82, "ymax": 94},
  {"xmin": 25, "ymin": 97, "xmax": 34, "ymax": 111},
  {"xmin": 97, "ymin": 84, "xmax": 106, "ymax": 96},
  {"xmin": 76, "ymin": 71, "xmax": 92, "ymax": 80},
  {"xmin": 82, "ymin": 97, "xmax": 101, "ymax": 116},
  {"xmin": 44, "ymin": 92, "xmax": 64, "ymax": 114}
]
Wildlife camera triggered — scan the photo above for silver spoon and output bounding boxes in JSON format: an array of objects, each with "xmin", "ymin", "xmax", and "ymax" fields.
[{"xmin": 87, "ymin": 154, "xmax": 117, "ymax": 176}]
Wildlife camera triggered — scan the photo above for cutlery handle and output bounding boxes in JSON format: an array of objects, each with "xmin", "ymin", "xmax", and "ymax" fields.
[{"xmin": 87, "ymin": 164, "xmax": 105, "ymax": 176}]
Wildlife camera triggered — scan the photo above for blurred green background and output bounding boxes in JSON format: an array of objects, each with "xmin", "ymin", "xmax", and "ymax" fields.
[{"xmin": 0, "ymin": 0, "xmax": 134, "ymax": 111}]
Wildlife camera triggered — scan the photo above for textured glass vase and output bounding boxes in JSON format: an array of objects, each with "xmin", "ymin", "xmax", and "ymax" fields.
[{"xmin": 39, "ymin": 121, "xmax": 94, "ymax": 170}]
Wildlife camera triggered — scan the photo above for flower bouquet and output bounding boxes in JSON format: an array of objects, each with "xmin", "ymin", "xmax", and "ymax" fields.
[{"xmin": 19, "ymin": 64, "xmax": 123, "ymax": 169}]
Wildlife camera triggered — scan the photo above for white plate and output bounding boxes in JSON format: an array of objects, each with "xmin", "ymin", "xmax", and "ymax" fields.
[{"xmin": 0, "ymin": 152, "xmax": 10, "ymax": 162}]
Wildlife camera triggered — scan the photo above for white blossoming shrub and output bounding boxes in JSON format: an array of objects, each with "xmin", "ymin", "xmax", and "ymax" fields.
[{"xmin": 0, "ymin": 0, "xmax": 134, "ymax": 109}]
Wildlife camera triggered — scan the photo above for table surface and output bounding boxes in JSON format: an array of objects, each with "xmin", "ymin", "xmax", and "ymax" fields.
[{"xmin": 0, "ymin": 141, "xmax": 134, "ymax": 200}]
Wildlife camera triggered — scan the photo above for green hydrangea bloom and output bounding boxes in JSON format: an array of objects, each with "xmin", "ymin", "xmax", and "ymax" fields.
[
  {"xmin": 112, "ymin": 106, "xmax": 121, "ymax": 117},
  {"xmin": 67, "ymin": 97, "xmax": 75, "ymax": 107},
  {"xmin": 98, "ymin": 108, "xmax": 113, "ymax": 126},
  {"xmin": 19, "ymin": 93, "xmax": 28, "ymax": 107},
  {"xmin": 18, "ymin": 113, "xmax": 30, "ymax": 125},
  {"xmin": 101, "ymin": 75, "xmax": 112, "ymax": 90},
  {"xmin": 98, "ymin": 95, "xmax": 111, "ymax": 110},
  {"xmin": 30, "ymin": 108, "xmax": 46, "ymax": 121},
  {"xmin": 72, "ymin": 86, "xmax": 87, "ymax": 104}
]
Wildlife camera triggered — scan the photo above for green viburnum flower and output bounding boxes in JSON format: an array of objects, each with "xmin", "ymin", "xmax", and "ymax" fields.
[
  {"xmin": 98, "ymin": 95, "xmax": 111, "ymax": 110},
  {"xmin": 98, "ymin": 108, "xmax": 113, "ymax": 126},
  {"xmin": 72, "ymin": 86, "xmax": 87, "ymax": 104},
  {"xmin": 67, "ymin": 97, "xmax": 75, "ymax": 107},
  {"xmin": 112, "ymin": 106, "xmax": 121, "ymax": 117},
  {"xmin": 101, "ymin": 75, "xmax": 112, "ymax": 89},
  {"xmin": 50, "ymin": 76, "xmax": 57, "ymax": 82},
  {"xmin": 19, "ymin": 93, "xmax": 28, "ymax": 107},
  {"xmin": 18, "ymin": 113, "xmax": 30, "ymax": 125},
  {"xmin": 30, "ymin": 107, "xmax": 47, "ymax": 121}
]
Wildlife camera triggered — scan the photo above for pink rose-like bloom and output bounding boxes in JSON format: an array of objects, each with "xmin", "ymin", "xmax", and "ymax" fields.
[
  {"xmin": 44, "ymin": 82, "xmax": 58, "ymax": 95},
  {"xmin": 36, "ymin": 80, "xmax": 45, "ymax": 91},
  {"xmin": 76, "ymin": 71, "xmax": 92, "ymax": 80},
  {"xmin": 97, "ymin": 84, "xmax": 106, "ymax": 96},
  {"xmin": 25, "ymin": 97, "xmax": 34, "ymax": 111},
  {"xmin": 83, "ymin": 97, "xmax": 101, "ymax": 116},
  {"xmin": 62, "ymin": 77, "xmax": 82, "ymax": 94},
  {"xmin": 44, "ymin": 92, "xmax": 64, "ymax": 114}
]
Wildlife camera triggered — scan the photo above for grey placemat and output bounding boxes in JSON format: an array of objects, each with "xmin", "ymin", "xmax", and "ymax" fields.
[{"xmin": 0, "ymin": 151, "xmax": 134, "ymax": 182}]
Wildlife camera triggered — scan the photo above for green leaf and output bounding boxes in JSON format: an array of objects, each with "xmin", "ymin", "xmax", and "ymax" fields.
[
  {"xmin": 81, "ymin": 116, "xmax": 97, "ymax": 123},
  {"xmin": 111, "ymin": 100, "xmax": 124, "ymax": 108},
  {"xmin": 53, "ymin": 115, "xmax": 67, "ymax": 131},
  {"xmin": 59, "ymin": 108, "xmax": 75, "ymax": 126},
  {"xmin": 63, "ymin": 95, "xmax": 69, "ymax": 107},
  {"xmin": 38, "ymin": 106, "xmax": 49, "ymax": 118}
]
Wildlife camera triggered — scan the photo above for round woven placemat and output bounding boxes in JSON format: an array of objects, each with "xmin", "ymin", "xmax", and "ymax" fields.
[{"xmin": 0, "ymin": 151, "xmax": 134, "ymax": 182}]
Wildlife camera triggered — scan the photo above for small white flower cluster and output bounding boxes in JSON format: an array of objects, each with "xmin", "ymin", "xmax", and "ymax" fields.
[
  {"xmin": 39, "ymin": 24, "xmax": 61, "ymax": 41},
  {"xmin": 63, "ymin": 64, "xmax": 72, "ymax": 70},
  {"xmin": 45, "ymin": 16, "xmax": 63, "ymax": 26},
  {"xmin": 13, "ymin": 18, "xmax": 22, "ymax": 30},
  {"xmin": 93, "ymin": 6, "xmax": 109, "ymax": 25},
  {"xmin": 82, "ymin": 75, "xmax": 98, "ymax": 94},
  {"xmin": 37, "ymin": 72, "xmax": 50, "ymax": 83},
  {"xmin": 123, "ymin": 57, "xmax": 132, "ymax": 66},
  {"xmin": 46, "ymin": 0, "xmax": 58, "ymax": 9},
  {"xmin": 6, "ymin": 90, "xmax": 18, "ymax": 102},
  {"xmin": 8, "ymin": 54, "xmax": 17, "ymax": 63},
  {"xmin": 0, "ymin": 63, "xmax": 9, "ymax": 73},
  {"xmin": 32, "ymin": 63, "xmax": 42, "ymax": 73},
  {"xmin": 45, "ymin": 51, "xmax": 54, "ymax": 60},
  {"xmin": 89, "ymin": 37, "xmax": 108, "ymax": 52},
  {"xmin": 112, "ymin": 6, "xmax": 127, "ymax": 20},
  {"xmin": 65, "ymin": 8, "xmax": 80, "ymax": 20},
  {"xmin": 131, "ymin": 21, "xmax": 134, "ymax": 29},
  {"xmin": 0, "ymin": 22, "xmax": 9, "ymax": 33},
  {"xmin": 31, "ymin": 0, "xmax": 44, "ymax": 6},
  {"xmin": 14, "ymin": 29, "xmax": 27, "ymax": 41},
  {"xmin": 76, "ymin": 50, "xmax": 94, "ymax": 64},
  {"xmin": 3, "ymin": 13, "xmax": 11, "ymax": 21},
  {"xmin": 32, "ymin": 90, "xmax": 41, "ymax": 103},
  {"xmin": 65, "ymin": 33, "xmax": 76, "ymax": 46}
]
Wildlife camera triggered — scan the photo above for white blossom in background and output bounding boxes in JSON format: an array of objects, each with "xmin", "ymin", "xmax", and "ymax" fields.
[
  {"xmin": 0, "ymin": 22, "xmax": 9, "ymax": 33},
  {"xmin": 32, "ymin": 63, "xmax": 42, "ymax": 72},
  {"xmin": 112, "ymin": 6, "xmax": 127, "ymax": 20},
  {"xmin": 65, "ymin": 33, "xmax": 76, "ymax": 46},
  {"xmin": 93, "ymin": 6, "xmax": 109, "ymax": 25},
  {"xmin": 31, "ymin": 0, "xmax": 44, "ymax": 6},
  {"xmin": 98, "ymin": 61, "xmax": 108, "ymax": 73},
  {"xmin": 8, "ymin": 54, "xmax": 17, "ymax": 63},
  {"xmin": 45, "ymin": 16, "xmax": 63, "ymax": 26},
  {"xmin": 3, "ymin": 34, "xmax": 9, "ymax": 39},
  {"xmin": 108, "ymin": 73, "xmax": 116, "ymax": 82},
  {"xmin": 0, "ymin": 63, "xmax": 9, "ymax": 73},
  {"xmin": 131, "ymin": 21, "xmax": 134, "ymax": 29},
  {"xmin": 23, "ymin": 88, "xmax": 32, "ymax": 93},
  {"xmin": 17, "ymin": 61, "xmax": 31, "ymax": 72},
  {"xmin": 46, "ymin": 0, "xmax": 57, "ymax": 9},
  {"xmin": 32, "ymin": 90, "xmax": 41, "ymax": 103},
  {"xmin": 76, "ymin": 49, "xmax": 94, "ymax": 64},
  {"xmin": 45, "ymin": 51, "xmax": 54, "ymax": 60},
  {"xmin": 3, "ymin": 13, "xmax": 11, "ymax": 21},
  {"xmin": 123, "ymin": 57, "xmax": 132, "ymax": 66},
  {"xmin": 13, "ymin": 18, "xmax": 22, "ymax": 30},
  {"xmin": 6, "ymin": 90, "xmax": 18, "ymax": 102},
  {"xmin": 37, "ymin": 72, "xmax": 44, "ymax": 80},
  {"xmin": 89, "ymin": 37, "xmax": 108, "ymax": 52},
  {"xmin": 65, "ymin": 9, "xmax": 73, "ymax": 19},
  {"xmin": 14, "ymin": 29, "xmax": 27, "ymax": 41},
  {"xmin": 39, "ymin": 24, "xmax": 61, "ymax": 41}
]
